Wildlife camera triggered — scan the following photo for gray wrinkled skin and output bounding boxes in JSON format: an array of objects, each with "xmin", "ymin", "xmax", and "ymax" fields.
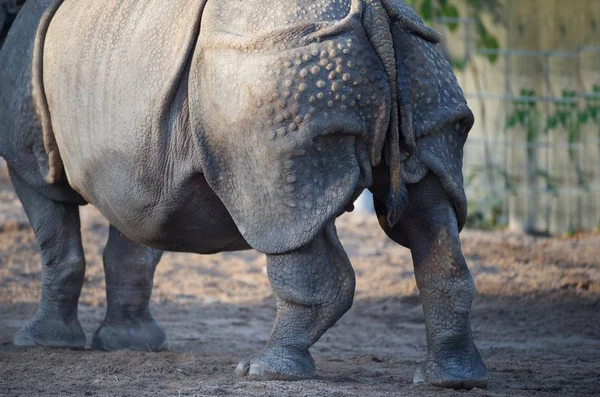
[{"xmin": 0, "ymin": 0, "xmax": 487, "ymax": 389}]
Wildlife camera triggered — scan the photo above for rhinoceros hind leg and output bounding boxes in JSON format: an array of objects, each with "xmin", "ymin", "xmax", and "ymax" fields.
[
  {"xmin": 399, "ymin": 173, "xmax": 487, "ymax": 389},
  {"xmin": 91, "ymin": 225, "xmax": 166, "ymax": 352},
  {"xmin": 9, "ymin": 169, "xmax": 86, "ymax": 349},
  {"xmin": 236, "ymin": 223, "xmax": 355, "ymax": 380}
]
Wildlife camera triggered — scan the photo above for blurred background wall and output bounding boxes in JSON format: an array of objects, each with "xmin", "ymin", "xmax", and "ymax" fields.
[{"xmin": 408, "ymin": 0, "xmax": 600, "ymax": 235}]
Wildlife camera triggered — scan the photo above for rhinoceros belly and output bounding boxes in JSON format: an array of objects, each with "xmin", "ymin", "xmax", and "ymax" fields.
[{"xmin": 93, "ymin": 168, "xmax": 249, "ymax": 254}]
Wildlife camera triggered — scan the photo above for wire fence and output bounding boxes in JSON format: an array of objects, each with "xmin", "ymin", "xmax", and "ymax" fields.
[
  {"xmin": 357, "ymin": 14, "xmax": 600, "ymax": 235},
  {"xmin": 434, "ymin": 15, "xmax": 600, "ymax": 234}
]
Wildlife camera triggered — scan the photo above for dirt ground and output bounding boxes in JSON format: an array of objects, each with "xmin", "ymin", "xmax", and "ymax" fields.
[{"xmin": 0, "ymin": 162, "xmax": 599, "ymax": 397}]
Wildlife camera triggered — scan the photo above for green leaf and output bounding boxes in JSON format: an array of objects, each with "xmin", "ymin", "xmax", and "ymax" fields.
[
  {"xmin": 516, "ymin": 109, "xmax": 526, "ymax": 126},
  {"xmin": 441, "ymin": 4, "xmax": 460, "ymax": 31},
  {"xmin": 506, "ymin": 113, "xmax": 518, "ymax": 128},
  {"xmin": 483, "ymin": 34, "xmax": 500, "ymax": 63},
  {"xmin": 475, "ymin": 17, "xmax": 488, "ymax": 37},
  {"xmin": 546, "ymin": 115, "xmax": 558, "ymax": 131},
  {"xmin": 451, "ymin": 58, "xmax": 468, "ymax": 71},
  {"xmin": 558, "ymin": 111, "xmax": 568, "ymax": 127},
  {"xmin": 420, "ymin": 0, "xmax": 434, "ymax": 22},
  {"xmin": 474, "ymin": 16, "xmax": 500, "ymax": 63},
  {"xmin": 590, "ymin": 107, "xmax": 598, "ymax": 122}
]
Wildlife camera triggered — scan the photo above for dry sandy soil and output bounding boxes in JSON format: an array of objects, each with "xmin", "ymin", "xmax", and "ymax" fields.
[{"xmin": 0, "ymin": 162, "xmax": 599, "ymax": 397}]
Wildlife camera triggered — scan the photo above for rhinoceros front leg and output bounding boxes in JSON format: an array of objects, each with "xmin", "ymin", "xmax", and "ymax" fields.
[
  {"xmin": 91, "ymin": 225, "xmax": 166, "ymax": 352},
  {"xmin": 392, "ymin": 173, "xmax": 487, "ymax": 389},
  {"xmin": 9, "ymin": 169, "xmax": 86, "ymax": 349},
  {"xmin": 236, "ymin": 223, "xmax": 355, "ymax": 380}
]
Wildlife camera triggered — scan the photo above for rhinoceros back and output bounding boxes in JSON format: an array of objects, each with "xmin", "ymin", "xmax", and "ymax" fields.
[{"xmin": 42, "ymin": 0, "xmax": 206, "ymax": 228}]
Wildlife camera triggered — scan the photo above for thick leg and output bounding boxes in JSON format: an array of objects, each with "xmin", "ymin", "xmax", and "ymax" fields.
[
  {"xmin": 236, "ymin": 224, "xmax": 355, "ymax": 380},
  {"xmin": 10, "ymin": 170, "xmax": 86, "ymax": 348},
  {"xmin": 401, "ymin": 173, "xmax": 487, "ymax": 389},
  {"xmin": 91, "ymin": 225, "xmax": 166, "ymax": 351}
]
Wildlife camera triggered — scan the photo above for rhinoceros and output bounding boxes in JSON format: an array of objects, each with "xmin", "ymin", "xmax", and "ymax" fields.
[
  {"xmin": 0, "ymin": 0, "xmax": 487, "ymax": 388},
  {"xmin": 0, "ymin": 0, "xmax": 23, "ymax": 46}
]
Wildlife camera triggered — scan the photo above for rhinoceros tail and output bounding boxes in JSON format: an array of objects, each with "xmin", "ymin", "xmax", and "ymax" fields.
[
  {"xmin": 31, "ymin": 0, "xmax": 66, "ymax": 184},
  {"xmin": 0, "ymin": 0, "xmax": 24, "ymax": 49}
]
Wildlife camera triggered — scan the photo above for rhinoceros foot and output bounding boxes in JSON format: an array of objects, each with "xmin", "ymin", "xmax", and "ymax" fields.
[
  {"xmin": 235, "ymin": 346, "xmax": 315, "ymax": 381},
  {"xmin": 14, "ymin": 313, "xmax": 86, "ymax": 349},
  {"xmin": 413, "ymin": 340, "xmax": 488, "ymax": 390},
  {"xmin": 91, "ymin": 318, "xmax": 167, "ymax": 352}
]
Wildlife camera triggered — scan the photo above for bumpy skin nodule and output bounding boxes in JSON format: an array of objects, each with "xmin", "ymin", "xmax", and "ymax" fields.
[{"xmin": 0, "ymin": 0, "xmax": 486, "ymax": 388}]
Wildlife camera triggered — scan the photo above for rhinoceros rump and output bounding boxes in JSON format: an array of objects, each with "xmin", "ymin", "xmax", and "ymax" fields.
[{"xmin": 0, "ymin": 0, "xmax": 486, "ymax": 388}]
